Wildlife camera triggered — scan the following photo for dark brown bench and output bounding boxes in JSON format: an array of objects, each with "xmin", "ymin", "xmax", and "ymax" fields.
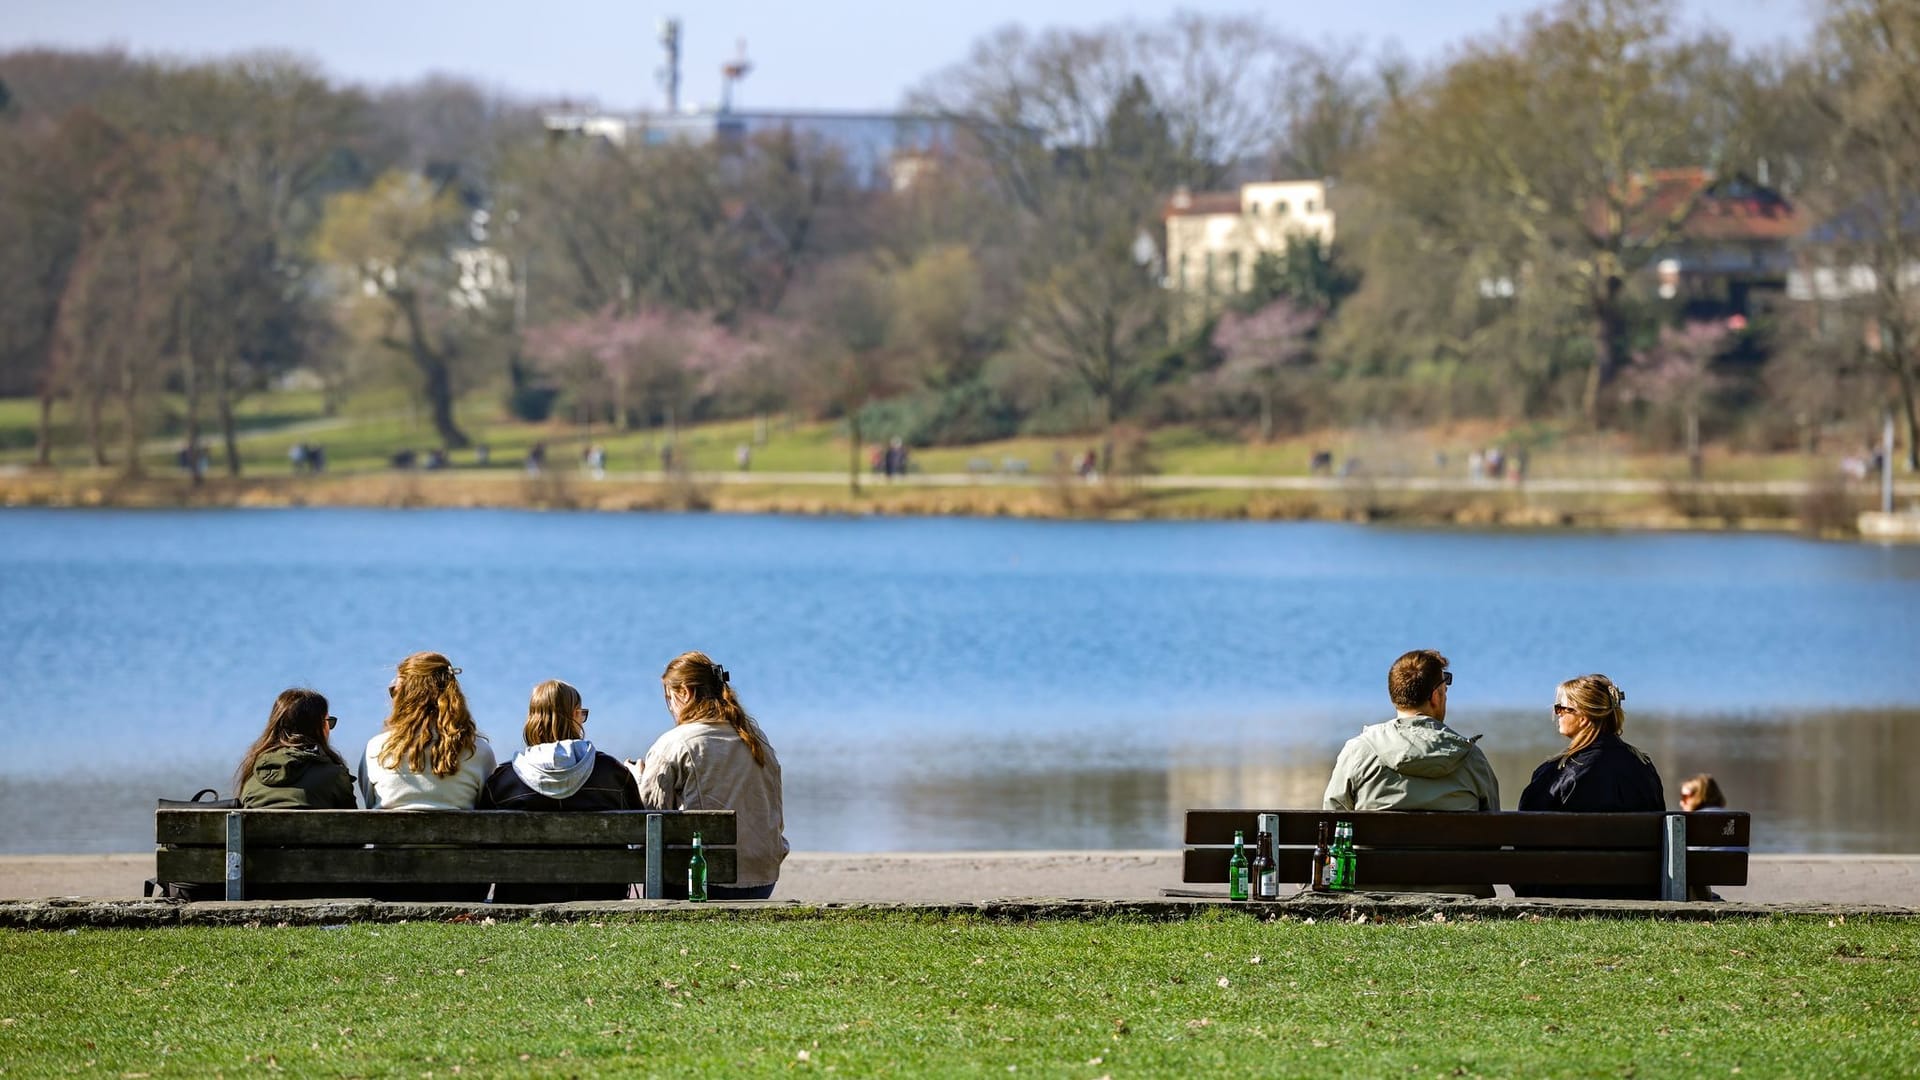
[
  {"xmin": 155, "ymin": 809, "xmax": 736, "ymax": 901},
  {"xmin": 1184, "ymin": 810, "xmax": 1750, "ymax": 900}
]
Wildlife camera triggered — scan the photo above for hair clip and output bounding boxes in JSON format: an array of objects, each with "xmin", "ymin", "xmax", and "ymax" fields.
[
  {"xmin": 449, "ymin": 667, "xmax": 463, "ymax": 676},
  {"xmin": 715, "ymin": 664, "xmax": 730, "ymax": 685}
]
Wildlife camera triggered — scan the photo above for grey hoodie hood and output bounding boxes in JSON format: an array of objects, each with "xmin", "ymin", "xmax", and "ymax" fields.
[
  {"xmin": 1357, "ymin": 715, "xmax": 1481, "ymax": 779},
  {"xmin": 511, "ymin": 739, "xmax": 600, "ymax": 799}
]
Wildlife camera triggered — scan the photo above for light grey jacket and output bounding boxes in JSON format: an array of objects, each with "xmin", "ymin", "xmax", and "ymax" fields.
[
  {"xmin": 1323, "ymin": 714, "xmax": 1501, "ymax": 812},
  {"xmin": 633, "ymin": 719, "xmax": 788, "ymax": 888}
]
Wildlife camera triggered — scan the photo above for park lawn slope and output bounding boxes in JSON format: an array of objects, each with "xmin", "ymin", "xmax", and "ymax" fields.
[{"xmin": 1, "ymin": 913, "xmax": 1915, "ymax": 1077}]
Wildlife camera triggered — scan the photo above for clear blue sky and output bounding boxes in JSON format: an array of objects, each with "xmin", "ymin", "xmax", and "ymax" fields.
[{"xmin": 4, "ymin": 0, "xmax": 1816, "ymax": 112}]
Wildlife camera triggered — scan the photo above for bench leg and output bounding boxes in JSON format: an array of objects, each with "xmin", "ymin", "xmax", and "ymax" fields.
[
  {"xmin": 224, "ymin": 811, "xmax": 245, "ymax": 902},
  {"xmin": 1661, "ymin": 813, "xmax": 1687, "ymax": 902},
  {"xmin": 645, "ymin": 814, "xmax": 664, "ymax": 900}
]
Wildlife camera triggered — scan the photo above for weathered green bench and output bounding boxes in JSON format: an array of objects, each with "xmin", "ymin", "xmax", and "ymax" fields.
[
  {"xmin": 155, "ymin": 809, "xmax": 737, "ymax": 901},
  {"xmin": 1184, "ymin": 810, "xmax": 1751, "ymax": 899}
]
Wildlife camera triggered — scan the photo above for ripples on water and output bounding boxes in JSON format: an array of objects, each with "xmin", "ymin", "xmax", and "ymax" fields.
[{"xmin": 1, "ymin": 509, "xmax": 1916, "ymax": 854}]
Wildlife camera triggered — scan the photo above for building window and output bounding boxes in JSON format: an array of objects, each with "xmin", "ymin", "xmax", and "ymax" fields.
[
  {"xmin": 1276, "ymin": 200, "xmax": 1289, "ymax": 215},
  {"xmin": 1203, "ymin": 252, "xmax": 1215, "ymax": 293},
  {"xmin": 1228, "ymin": 251, "xmax": 1242, "ymax": 292},
  {"xmin": 1178, "ymin": 253, "xmax": 1189, "ymax": 289},
  {"xmin": 1247, "ymin": 201, "xmax": 1260, "ymax": 216},
  {"xmin": 1305, "ymin": 198, "xmax": 1316, "ymax": 213}
]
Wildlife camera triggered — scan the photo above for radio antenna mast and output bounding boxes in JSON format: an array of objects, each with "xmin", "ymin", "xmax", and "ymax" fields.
[{"xmin": 657, "ymin": 17, "xmax": 682, "ymax": 112}]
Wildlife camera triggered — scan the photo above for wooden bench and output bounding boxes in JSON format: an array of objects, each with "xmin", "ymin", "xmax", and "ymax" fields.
[
  {"xmin": 156, "ymin": 809, "xmax": 737, "ymax": 901},
  {"xmin": 1185, "ymin": 810, "xmax": 1750, "ymax": 900}
]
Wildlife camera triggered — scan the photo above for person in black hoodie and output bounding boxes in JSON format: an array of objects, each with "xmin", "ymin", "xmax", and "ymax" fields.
[
  {"xmin": 478, "ymin": 679, "xmax": 641, "ymax": 903},
  {"xmin": 1516, "ymin": 673, "xmax": 1665, "ymax": 898},
  {"xmin": 236, "ymin": 689, "xmax": 356, "ymax": 809}
]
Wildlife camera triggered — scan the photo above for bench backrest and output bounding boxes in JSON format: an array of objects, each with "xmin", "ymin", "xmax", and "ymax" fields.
[
  {"xmin": 1185, "ymin": 810, "xmax": 1750, "ymax": 898},
  {"xmin": 156, "ymin": 809, "xmax": 737, "ymax": 901}
]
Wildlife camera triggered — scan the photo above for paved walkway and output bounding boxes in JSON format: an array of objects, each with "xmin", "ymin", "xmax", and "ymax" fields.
[{"xmin": 3, "ymin": 852, "xmax": 1916, "ymax": 907}]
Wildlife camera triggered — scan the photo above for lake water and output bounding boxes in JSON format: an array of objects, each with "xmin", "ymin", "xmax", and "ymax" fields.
[{"xmin": 1, "ymin": 509, "xmax": 1916, "ymax": 856}]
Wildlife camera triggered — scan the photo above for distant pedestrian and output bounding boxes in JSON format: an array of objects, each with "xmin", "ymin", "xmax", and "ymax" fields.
[
  {"xmin": 289, "ymin": 443, "xmax": 309, "ymax": 474},
  {"xmin": 308, "ymin": 445, "xmax": 325, "ymax": 473},
  {"xmin": 736, "ymin": 443, "xmax": 752, "ymax": 472},
  {"xmin": 526, "ymin": 442, "xmax": 547, "ymax": 474}
]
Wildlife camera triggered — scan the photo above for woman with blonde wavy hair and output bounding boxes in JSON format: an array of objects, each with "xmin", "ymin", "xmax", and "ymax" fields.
[
  {"xmin": 1515, "ymin": 673, "xmax": 1665, "ymax": 898},
  {"xmin": 633, "ymin": 651, "xmax": 787, "ymax": 899},
  {"xmin": 358, "ymin": 651, "xmax": 496, "ymax": 811},
  {"xmin": 1519, "ymin": 674, "xmax": 1664, "ymax": 813}
]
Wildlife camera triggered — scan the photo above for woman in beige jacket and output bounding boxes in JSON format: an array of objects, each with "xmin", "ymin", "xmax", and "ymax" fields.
[{"xmin": 633, "ymin": 651, "xmax": 788, "ymax": 899}]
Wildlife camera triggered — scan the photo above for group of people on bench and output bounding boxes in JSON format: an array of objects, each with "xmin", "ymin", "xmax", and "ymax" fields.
[
  {"xmin": 1323, "ymin": 648, "xmax": 1726, "ymax": 899},
  {"xmin": 230, "ymin": 649, "xmax": 786, "ymax": 902}
]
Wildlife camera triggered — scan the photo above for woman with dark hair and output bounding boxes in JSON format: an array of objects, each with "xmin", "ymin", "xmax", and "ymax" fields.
[
  {"xmin": 236, "ymin": 688, "xmax": 356, "ymax": 809},
  {"xmin": 479, "ymin": 679, "xmax": 641, "ymax": 903},
  {"xmin": 634, "ymin": 652, "xmax": 787, "ymax": 900}
]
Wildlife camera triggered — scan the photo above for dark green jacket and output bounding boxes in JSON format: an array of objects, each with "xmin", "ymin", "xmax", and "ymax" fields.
[{"xmin": 240, "ymin": 746, "xmax": 357, "ymax": 809}]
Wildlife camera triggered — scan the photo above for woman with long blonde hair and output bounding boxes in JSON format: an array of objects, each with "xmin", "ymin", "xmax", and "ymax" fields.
[
  {"xmin": 633, "ymin": 651, "xmax": 787, "ymax": 899},
  {"xmin": 359, "ymin": 652, "xmax": 495, "ymax": 810},
  {"xmin": 1519, "ymin": 674, "xmax": 1664, "ymax": 813}
]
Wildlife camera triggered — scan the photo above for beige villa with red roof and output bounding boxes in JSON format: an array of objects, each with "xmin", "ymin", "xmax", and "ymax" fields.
[{"xmin": 1162, "ymin": 179, "xmax": 1336, "ymax": 321}]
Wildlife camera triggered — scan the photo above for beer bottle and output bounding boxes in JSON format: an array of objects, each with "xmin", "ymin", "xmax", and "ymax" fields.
[
  {"xmin": 687, "ymin": 831, "xmax": 709, "ymax": 902},
  {"xmin": 1228, "ymin": 830, "xmax": 1249, "ymax": 901},
  {"xmin": 1332, "ymin": 821, "xmax": 1356, "ymax": 891},
  {"xmin": 1252, "ymin": 830, "xmax": 1277, "ymax": 900},
  {"xmin": 1311, "ymin": 820, "xmax": 1333, "ymax": 892}
]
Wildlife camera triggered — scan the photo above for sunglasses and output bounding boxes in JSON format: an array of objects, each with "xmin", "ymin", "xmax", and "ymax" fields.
[
  {"xmin": 579, "ymin": 707, "xmax": 590, "ymax": 720},
  {"xmin": 1441, "ymin": 671, "xmax": 1453, "ymax": 687},
  {"xmin": 1553, "ymin": 703, "xmax": 1576, "ymax": 716},
  {"xmin": 325, "ymin": 715, "xmax": 338, "ymax": 730}
]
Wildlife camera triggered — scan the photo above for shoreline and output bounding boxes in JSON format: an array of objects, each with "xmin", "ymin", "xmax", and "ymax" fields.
[
  {"xmin": 0, "ymin": 468, "xmax": 1888, "ymax": 537},
  {"xmin": 7, "ymin": 851, "xmax": 1919, "ymax": 906}
]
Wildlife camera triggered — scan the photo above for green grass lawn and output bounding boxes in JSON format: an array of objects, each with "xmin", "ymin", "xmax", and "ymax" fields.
[{"xmin": 2, "ymin": 913, "xmax": 1914, "ymax": 1077}]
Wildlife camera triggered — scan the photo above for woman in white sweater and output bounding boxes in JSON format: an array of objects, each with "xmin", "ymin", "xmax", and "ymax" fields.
[
  {"xmin": 359, "ymin": 651, "xmax": 495, "ymax": 811},
  {"xmin": 634, "ymin": 651, "xmax": 788, "ymax": 899}
]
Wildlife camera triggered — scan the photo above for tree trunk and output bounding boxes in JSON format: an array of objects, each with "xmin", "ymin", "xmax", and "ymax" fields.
[
  {"xmin": 85, "ymin": 388, "xmax": 106, "ymax": 468},
  {"xmin": 1583, "ymin": 274, "xmax": 1627, "ymax": 426},
  {"xmin": 1897, "ymin": 359, "xmax": 1919, "ymax": 473},
  {"xmin": 118, "ymin": 361, "xmax": 143, "ymax": 479},
  {"xmin": 215, "ymin": 347, "xmax": 242, "ymax": 476},
  {"xmin": 34, "ymin": 393, "xmax": 54, "ymax": 468},
  {"xmin": 1685, "ymin": 407, "xmax": 1702, "ymax": 482},
  {"xmin": 398, "ymin": 291, "xmax": 471, "ymax": 450},
  {"xmin": 848, "ymin": 412, "xmax": 862, "ymax": 496},
  {"xmin": 1258, "ymin": 385, "xmax": 1274, "ymax": 444},
  {"xmin": 180, "ymin": 294, "xmax": 204, "ymax": 487}
]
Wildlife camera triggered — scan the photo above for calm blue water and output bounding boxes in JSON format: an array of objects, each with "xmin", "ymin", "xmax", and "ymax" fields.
[{"xmin": 2, "ymin": 509, "xmax": 1917, "ymax": 855}]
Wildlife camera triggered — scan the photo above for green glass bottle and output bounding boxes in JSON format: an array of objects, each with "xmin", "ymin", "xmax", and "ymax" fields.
[
  {"xmin": 687, "ymin": 831, "xmax": 709, "ymax": 902},
  {"xmin": 1331, "ymin": 821, "xmax": 1356, "ymax": 891},
  {"xmin": 1228, "ymin": 830, "xmax": 1249, "ymax": 901}
]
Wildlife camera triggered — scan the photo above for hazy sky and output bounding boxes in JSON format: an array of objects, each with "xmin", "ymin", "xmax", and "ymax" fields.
[{"xmin": 5, "ymin": 0, "xmax": 1817, "ymax": 112}]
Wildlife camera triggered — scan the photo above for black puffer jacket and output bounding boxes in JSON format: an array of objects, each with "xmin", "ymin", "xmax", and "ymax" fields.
[{"xmin": 1515, "ymin": 733, "xmax": 1665, "ymax": 898}]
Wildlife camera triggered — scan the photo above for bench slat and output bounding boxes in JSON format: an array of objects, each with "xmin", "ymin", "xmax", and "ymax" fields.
[
  {"xmin": 1182, "ymin": 848, "xmax": 1748, "ymax": 887},
  {"xmin": 157, "ymin": 809, "xmax": 737, "ymax": 847},
  {"xmin": 1184, "ymin": 810, "xmax": 1750, "ymax": 849},
  {"xmin": 157, "ymin": 846, "xmax": 738, "ymax": 886}
]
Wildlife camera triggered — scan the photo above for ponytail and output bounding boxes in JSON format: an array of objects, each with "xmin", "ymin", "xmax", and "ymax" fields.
[
  {"xmin": 662, "ymin": 651, "xmax": 769, "ymax": 769},
  {"xmin": 718, "ymin": 684, "xmax": 767, "ymax": 768}
]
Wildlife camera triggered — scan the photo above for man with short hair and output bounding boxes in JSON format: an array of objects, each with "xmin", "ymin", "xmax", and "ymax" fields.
[{"xmin": 1324, "ymin": 649, "xmax": 1500, "ymax": 813}]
